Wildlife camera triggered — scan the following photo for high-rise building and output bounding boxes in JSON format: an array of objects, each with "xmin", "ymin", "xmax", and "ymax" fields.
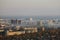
[
  {"xmin": 11, "ymin": 19, "xmax": 17, "ymax": 24},
  {"xmin": 40, "ymin": 20, "xmax": 44, "ymax": 27},
  {"xmin": 17, "ymin": 20, "xmax": 21, "ymax": 24}
]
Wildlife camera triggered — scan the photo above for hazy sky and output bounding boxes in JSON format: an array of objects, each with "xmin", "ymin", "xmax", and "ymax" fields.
[{"xmin": 0, "ymin": 0, "xmax": 60, "ymax": 16}]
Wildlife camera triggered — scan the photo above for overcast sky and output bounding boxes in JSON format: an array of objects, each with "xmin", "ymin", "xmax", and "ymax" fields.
[{"xmin": 0, "ymin": 0, "xmax": 60, "ymax": 16}]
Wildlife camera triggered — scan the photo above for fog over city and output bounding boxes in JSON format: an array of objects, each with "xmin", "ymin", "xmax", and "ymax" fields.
[
  {"xmin": 0, "ymin": 0, "xmax": 60, "ymax": 16},
  {"xmin": 0, "ymin": 0, "xmax": 60, "ymax": 40}
]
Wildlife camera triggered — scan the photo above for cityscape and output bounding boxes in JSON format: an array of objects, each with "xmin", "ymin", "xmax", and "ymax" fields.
[
  {"xmin": 0, "ymin": 0, "xmax": 60, "ymax": 40},
  {"xmin": 0, "ymin": 16, "xmax": 60, "ymax": 40}
]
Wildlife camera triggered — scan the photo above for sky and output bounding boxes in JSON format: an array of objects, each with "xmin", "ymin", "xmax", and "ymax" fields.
[{"xmin": 0, "ymin": 0, "xmax": 60, "ymax": 16}]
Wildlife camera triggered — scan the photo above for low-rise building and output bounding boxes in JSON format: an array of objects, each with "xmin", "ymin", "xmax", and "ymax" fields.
[
  {"xmin": 24, "ymin": 27, "xmax": 38, "ymax": 33},
  {"xmin": 7, "ymin": 30, "xmax": 25, "ymax": 36}
]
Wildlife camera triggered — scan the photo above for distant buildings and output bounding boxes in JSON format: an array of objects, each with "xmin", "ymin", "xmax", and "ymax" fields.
[
  {"xmin": 3, "ymin": 27, "xmax": 38, "ymax": 36},
  {"xmin": 0, "ymin": 18, "xmax": 60, "ymax": 29},
  {"xmin": 11, "ymin": 19, "xmax": 17, "ymax": 24},
  {"xmin": 0, "ymin": 17, "xmax": 60, "ymax": 36},
  {"xmin": 24, "ymin": 27, "xmax": 37, "ymax": 33},
  {"xmin": 7, "ymin": 30, "xmax": 25, "ymax": 36}
]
